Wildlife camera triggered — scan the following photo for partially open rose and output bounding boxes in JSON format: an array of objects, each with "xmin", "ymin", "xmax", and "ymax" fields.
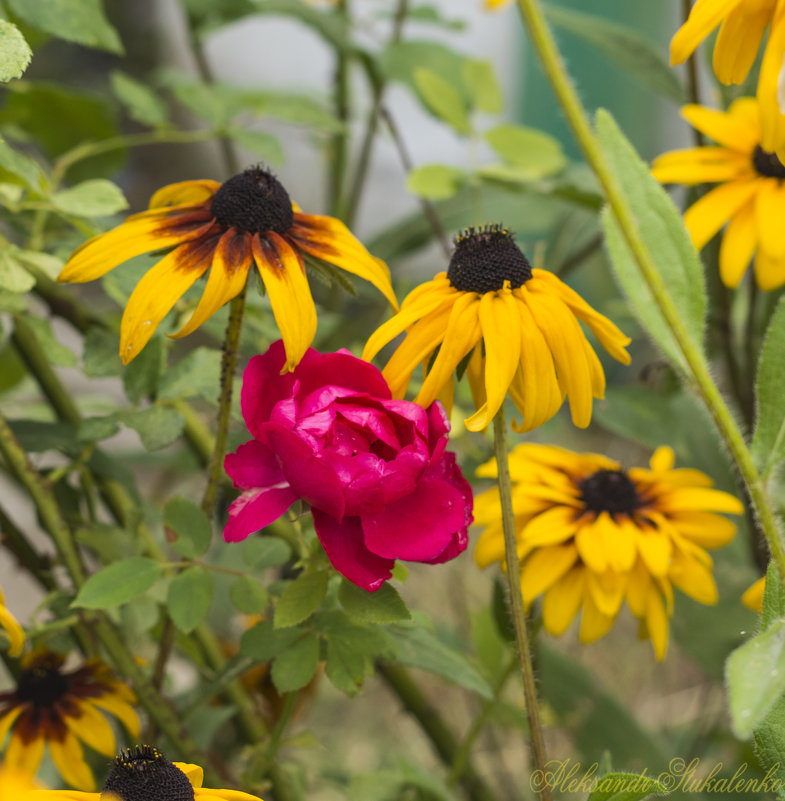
[{"xmin": 223, "ymin": 341, "xmax": 472, "ymax": 591}]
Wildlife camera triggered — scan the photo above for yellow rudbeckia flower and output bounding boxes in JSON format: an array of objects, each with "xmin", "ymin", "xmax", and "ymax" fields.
[
  {"xmin": 0, "ymin": 649, "xmax": 140, "ymax": 791},
  {"xmin": 652, "ymin": 97, "xmax": 785, "ymax": 290},
  {"xmin": 474, "ymin": 444, "xmax": 743, "ymax": 659},
  {"xmin": 363, "ymin": 225, "xmax": 630, "ymax": 432},
  {"xmin": 670, "ymin": 0, "xmax": 778, "ymax": 85},
  {"xmin": 58, "ymin": 167, "xmax": 397, "ymax": 369}
]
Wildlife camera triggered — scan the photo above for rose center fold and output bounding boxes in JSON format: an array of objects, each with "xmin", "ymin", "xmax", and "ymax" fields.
[
  {"xmin": 210, "ymin": 166, "xmax": 294, "ymax": 234},
  {"xmin": 752, "ymin": 146, "xmax": 785, "ymax": 179},
  {"xmin": 447, "ymin": 225, "xmax": 532, "ymax": 293},
  {"xmin": 16, "ymin": 666, "xmax": 69, "ymax": 706},
  {"xmin": 578, "ymin": 469, "xmax": 642, "ymax": 516},
  {"xmin": 102, "ymin": 746, "xmax": 195, "ymax": 801}
]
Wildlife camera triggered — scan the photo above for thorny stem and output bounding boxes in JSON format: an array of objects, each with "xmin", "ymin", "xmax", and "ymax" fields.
[
  {"xmin": 514, "ymin": 0, "xmax": 785, "ymax": 587},
  {"xmin": 492, "ymin": 407, "xmax": 551, "ymax": 801}
]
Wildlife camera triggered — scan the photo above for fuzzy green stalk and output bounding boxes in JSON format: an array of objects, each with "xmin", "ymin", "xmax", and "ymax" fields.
[
  {"xmin": 514, "ymin": 0, "xmax": 785, "ymax": 586},
  {"xmin": 492, "ymin": 406, "xmax": 551, "ymax": 801}
]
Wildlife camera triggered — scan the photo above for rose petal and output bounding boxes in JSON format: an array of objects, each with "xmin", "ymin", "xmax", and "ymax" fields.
[
  {"xmin": 240, "ymin": 343, "xmax": 299, "ymax": 437},
  {"xmin": 312, "ymin": 508, "xmax": 394, "ymax": 591},
  {"xmin": 223, "ymin": 486, "xmax": 298, "ymax": 542},
  {"xmin": 224, "ymin": 440, "xmax": 286, "ymax": 490},
  {"xmin": 296, "ymin": 348, "xmax": 392, "ymax": 400},
  {"xmin": 361, "ymin": 476, "xmax": 469, "ymax": 561}
]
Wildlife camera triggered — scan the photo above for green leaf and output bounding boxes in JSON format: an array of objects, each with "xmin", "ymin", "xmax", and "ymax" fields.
[
  {"xmin": 83, "ymin": 329, "xmax": 122, "ymax": 378},
  {"xmin": 726, "ymin": 619, "xmax": 785, "ymax": 738},
  {"xmin": 325, "ymin": 634, "xmax": 368, "ymax": 695},
  {"xmin": 763, "ymin": 561, "xmax": 785, "ymax": 632},
  {"xmin": 752, "ymin": 298, "xmax": 785, "ymax": 476},
  {"xmin": 413, "ymin": 68, "xmax": 470, "ymax": 134},
  {"xmin": 229, "ymin": 129, "xmax": 284, "ymax": 165},
  {"xmin": 73, "ymin": 557, "xmax": 162, "ymax": 608},
  {"xmin": 461, "ymin": 58, "xmax": 502, "ymax": 114},
  {"xmin": 753, "ymin": 693, "xmax": 785, "ymax": 793},
  {"xmin": 163, "ymin": 497, "xmax": 211, "ymax": 559},
  {"xmin": 123, "ymin": 336, "xmax": 165, "ymax": 404},
  {"xmin": 51, "ymin": 179, "xmax": 128, "ymax": 217},
  {"xmin": 125, "ymin": 406, "xmax": 185, "ymax": 451},
  {"xmin": 586, "ymin": 772, "xmax": 669, "ymax": 801},
  {"xmin": 241, "ymin": 537, "xmax": 292, "ymax": 569},
  {"xmin": 0, "ymin": 140, "xmax": 44, "ymax": 191},
  {"xmin": 338, "ymin": 580, "xmax": 410, "ymax": 623},
  {"xmin": 158, "ymin": 347, "xmax": 222, "ymax": 403},
  {"xmin": 110, "ymin": 71, "xmax": 169, "ymax": 127},
  {"xmin": 14, "ymin": 250, "xmax": 64, "ymax": 280},
  {"xmin": 168, "ymin": 80, "xmax": 235, "ymax": 127},
  {"xmin": 484, "ymin": 124, "xmax": 566, "ymax": 178},
  {"xmin": 0, "ymin": 21, "xmax": 32, "ymax": 82},
  {"xmin": 77, "ymin": 416, "xmax": 120, "ymax": 443},
  {"xmin": 238, "ymin": 90, "xmax": 343, "ymax": 132},
  {"xmin": 406, "ymin": 165, "xmax": 464, "ymax": 200},
  {"xmin": 168, "ymin": 567, "xmax": 214, "ymax": 633},
  {"xmin": 8, "ymin": 419, "xmax": 74, "ymax": 452},
  {"xmin": 230, "ymin": 575, "xmax": 269, "ymax": 614},
  {"xmin": 274, "ymin": 571, "xmax": 328, "ymax": 629},
  {"xmin": 25, "ymin": 316, "xmax": 76, "ymax": 366},
  {"xmin": 388, "ymin": 623, "xmax": 492, "ymax": 698},
  {"xmin": 596, "ymin": 109, "xmax": 706, "ymax": 370},
  {"xmin": 0, "ymin": 251, "xmax": 35, "ymax": 293},
  {"xmin": 0, "ymin": 182, "xmax": 24, "ymax": 206},
  {"xmin": 7, "ymin": 0, "xmax": 123, "ymax": 54},
  {"xmin": 544, "ymin": 4, "xmax": 684, "ymax": 104},
  {"xmin": 240, "ymin": 618, "xmax": 303, "ymax": 661},
  {"xmin": 271, "ymin": 633, "xmax": 320, "ymax": 693},
  {"xmin": 380, "ymin": 40, "xmax": 465, "ymax": 95}
]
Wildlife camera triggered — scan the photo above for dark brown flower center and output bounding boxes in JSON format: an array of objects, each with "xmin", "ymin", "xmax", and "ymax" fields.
[
  {"xmin": 16, "ymin": 665, "xmax": 69, "ymax": 706},
  {"xmin": 578, "ymin": 469, "xmax": 642, "ymax": 516},
  {"xmin": 210, "ymin": 166, "xmax": 294, "ymax": 235},
  {"xmin": 102, "ymin": 746, "xmax": 195, "ymax": 801},
  {"xmin": 752, "ymin": 146, "xmax": 785, "ymax": 179},
  {"xmin": 447, "ymin": 225, "xmax": 532, "ymax": 293}
]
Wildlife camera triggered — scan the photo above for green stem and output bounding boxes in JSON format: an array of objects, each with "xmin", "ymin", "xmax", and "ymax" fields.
[
  {"xmin": 327, "ymin": 0, "xmax": 351, "ymax": 214},
  {"xmin": 681, "ymin": 0, "xmax": 704, "ymax": 148},
  {"xmin": 447, "ymin": 654, "xmax": 517, "ymax": 788},
  {"xmin": 514, "ymin": 0, "xmax": 785, "ymax": 586},
  {"xmin": 376, "ymin": 662, "xmax": 501, "ymax": 801},
  {"xmin": 492, "ymin": 407, "xmax": 551, "ymax": 801},
  {"xmin": 201, "ymin": 286, "xmax": 247, "ymax": 516}
]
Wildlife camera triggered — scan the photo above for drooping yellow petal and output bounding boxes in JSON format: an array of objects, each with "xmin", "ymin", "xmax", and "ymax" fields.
[
  {"xmin": 681, "ymin": 102, "xmax": 760, "ymax": 151},
  {"xmin": 667, "ymin": 511, "xmax": 737, "ymax": 548},
  {"xmin": 649, "ymin": 446, "xmax": 675, "ymax": 472},
  {"xmin": 575, "ymin": 518, "xmax": 608, "ymax": 572},
  {"xmin": 578, "ymin": 590, "xmax": 615, "ymax": 644},
  {"xmin": 289, "ymin": 212, "xmax": 398, "ymax": 310},
  {"xmin": 644, "ymin": 587, "xmax": 669, "ymax": 660},
  {"xmin": 90, "ymin": 691, "xmax": 140, "ymax": 739},
  {"xmin": 254, "ymin": 232, "xmax": 317, "ymax": 373},
  {"xmin": 756, "ymin": 179, "xmax": 785, "ymax": 260},
  {"xmin": 684, "ymin": 179, "xmax": 760, "ymax": 250},
  {"xmin": 625, "ymin": 558, "xmax": 651, "ymax": 617},
  {"xmin": 174, "ymin": 762, "xmax": 204, "ymax": 788},
  {"xmin": 598, "ymin": 514, "xmax": 637, "ymax": 572},
  {"xmin": 0, "ymin": 601, "xmax": 24, "ymax": 657},
  {"xmin": 742, "ymin": 576, "xmax": 765, "ymax": 612},
  {"xmin": 670, "ymin": 547, "xmax": 718, "ymax": 604},
  {"xmin": 542, "ymin": 566, "xmax": 585, "ymax": 636},
  {"xmin": 48, "ymin": 729, "xmax": 95, "ymax": 792},
  {"xmin": 149, "ymin": 179, "xmax": 220, "ymax": 209},
  {"xmin": 657, "ymin": 487, "xmax": 744, "ymax": 514},
  {"xmin": 719, "ymin": 200, "xmax": 757, "ymax": 287},
  {"xmin": 585, "ymin": 570, "xmax": 626, "ymax": 618},
  {"xmin": 0, "ymin": 707, "xmax": 23, "ymax": 747},
  {"xmin": 66, "ymin": 702, "xmax": 116, "ymax": 757},
  {"xmin": 520, "ymin": 506, "xmax": 580, "ymax": 552},
  {"xmin": 714, "ymin": 2, "xmax": 774, "ymax": 84},
  {"xmin": 417, "ymin": 292, "xmax": 482, "ymax": 411},
  {"xmin": 520, "ymin": 544, "xmax": 578, "ymax": 603},
  {"xmin": 59, "ymin": 214, "xmax": 214, "ymax": 284},
  {"xmin": 634, "ymin": 529, "xmax": 672, "ymax": 577},
  {"xmin": 652, "ymin": 147, "xmax": 750, "ymax": 184},
  {"xmin": 474, "ymin": 527, "xmax": 506, "ymax": 568},
  {"xmin": 5, "ymin": 728, "xmax": 45, "ymax": 779},
  {"xmin": 464, "ymin": 289, "xmax": 521, "ymax": 431},
  {"xmin": 670, "ymin": 0, "xmax": 743, "ymax": 66},
  {"xmin": 195, "ymin": 790, "xmax": 266, "ymax": 801},
  {"xmin": 758, "ymin": 5, "xmax": 785, "ymax": 155},
  {"xmin": 464, "ymin": 342, "xmax": 487, "ymax": 415},
  {"xmin": 171, "ymin": 229, "xmax": 253, "ymax": 339},
  {"xmin": 754, "ymin": 251, "xmax": 785, "ymax": 290},
  {"xmin": 119, "ymin": 235, "xmax": 218, "ymax": 364}
]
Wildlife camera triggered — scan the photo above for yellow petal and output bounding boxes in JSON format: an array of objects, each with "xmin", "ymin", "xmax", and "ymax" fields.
[
  {"xmin": 652, "ymin": 147, "xmax": 750, "ymax": 184},
  {"xmin": 520, "ymin": 506, "xmax": 580, "ymax": 552},
  {"xmin": 681, "ymin": 102, "xmax": 760, "ymax": 151},
  {"xmin": 719, "ymin": 200, "xmax": 757, "ymax": 287},
  {"xmin": 670, "ymin": 0, "xmax": 743, "ymax": 66},
  {"xmin": 585, "ymin": 569, "xmax": 626, "ymax": 618},
  {"xmin": 649, "ymin": 446, "xmax": 675, "ymax": 472},
  {"xmin": 742, "ymin": 577, "xmax": 765, "ymax": 612},
  {"xmin": 658, "ymin": 487, "xmax": 744, "ymax": 514},
  {"xmin": 174, "ymin": 762, "xmax": 204, "ymax": 788},
  {"xmin": 579, "ymin": 590, "xmax": 615, "ymax": 644},
  {"xmin": 754, "ymin": 251, "xmax": 785, "ymax": 290},
  {"xmin": 119, "ymin": 236, "xmax": 217, "ymax": 364},
  {"xmin": 0, "ymin": 706, "xmax": 23, "ymax": 747},
  {"xmin": 670, "ymin": 547, "xmax": 718, "ymax": 605},
  {"xmin": 474, "ymin": 527, "xmax": 506, "ymax": 568},
  {"xmin": 756, "ymin": 179, "xmax": 785, "ymax": 260},
  {"xmin": 542, "ymin": 566, "xmax": 585, "ymax": 636},
  {"xmin": 254, "ymin": 232, "xmax": 317, "ymax": 372},
  {"xmin": 49, "ymin": 729, "xmax": 95, "ymax": 791},
  {"xmin": 290, "ymin": 213, "xmax": 398, "ymax": 310},
  {"xmin": 758, "ymin": 7, "xmax": 785, "ymax": 153},
  {"xmin": 66, "ymin": 702, "xmax": 116, "ymax": 757},
  {"xmin": 149, "ymin": 179, "xmax": 220, "ymax": 209},
  {"xmin": 667, "ymin": 511, "xmax": 736, "ymax": 548},
  {"xmin": 417, "ymin": 292, "xmax": 482, "ymax": 411},
  {"xmin": 171, "ymin": 229, "xmax": 252, "ymax": 339},
  {"xmin": 644, "ymin": 587, "xmax": 670, "ymax": 660},
  {"xmin": 714, "ymin": 2, "xmax": 774, "ymax": 84},
  {"xmin": 90, "ymin": 692, "xmax": 141, "ymax": 739},
  {"xmin": 601, "ymin": 515, "xmax": 638, "ymax": 572},
  {"xmin": 5, "ymin": 728, "xmax": 45, "ymax": 780},
  {"xmin": 635, "ymin": 529, "xmax": 672, "ymax": 576},
  {"xmin": 684, "ymin": 179, "xmax": 761, "ymax": 250},
  {"xmin": 195, "ymin": 790, "xmax": 265, "ymax": 801},
  {"xmin": 0, "ymin": 602, "xmax": 24, "ymax": 657},
  {"xmin": 575, "ymin": 518, "xmax": 608, "ymax": 572},
  {"xmin": 520, "ymin": 544, "xmax": 579, "ymax": 603},
  {"xmin": 625, "ymin": 558, "xmax": 651, "ymax": 617}
]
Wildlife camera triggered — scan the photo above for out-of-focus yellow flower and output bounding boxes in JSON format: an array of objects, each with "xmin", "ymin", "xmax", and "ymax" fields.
[
  {"xmin": 652, "ymin": 98, "xmax": 785, "ymax": 290},
  {"xmin": 0, "ymin": 586, "xmax": 23, "ymax": 657},
  {"xmin": 742, "ymin": 576, "xmax": 766, "ymax": 612},
  {"xmin": 474, "ymin": 444, "xmax": 742, "ymax": 659}
]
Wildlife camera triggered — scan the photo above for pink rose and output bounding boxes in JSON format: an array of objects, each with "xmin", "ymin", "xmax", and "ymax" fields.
[{"xmin": 223, "ymin": 341, "xmax": 472, "ymax": 591}]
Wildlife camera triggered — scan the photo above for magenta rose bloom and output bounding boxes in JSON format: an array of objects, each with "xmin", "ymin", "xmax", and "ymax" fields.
[{"xmin": 223, "ymin": 340, "xmax": 472, "ymax": 591}]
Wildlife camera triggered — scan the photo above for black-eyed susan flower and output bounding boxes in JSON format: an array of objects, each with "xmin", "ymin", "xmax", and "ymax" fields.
[
  {"xmin": 0, "ymin": 586, "xmax": 24, "ymax": 657},
  {"xmin": 474, "ymin": 444, "xmax": 743, "ymax": 659},
  {"xmin": 362, "ymin": 225, "xmax": 630, "ymax": 432},
  {"xmin": 58, "ymin": 166, "xmax": 397, "ymax": 369},
  {"xmin": 0, "ymin": 649, "xmax": 140, "ymax": 791},
  {"xmin": 742, "ymin": 576, "xmax": 765, "ymax": 612},
  {"xmin": 670, "ymin": 0, "xmax": 778, "ymax": 86},
  {"xmin": 59, "ymin": 745, "xmax": 264, "ymax": 801},
  {"xmin": 652, "ymin": 98, "xmax": 785, "ymax": 290}
]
